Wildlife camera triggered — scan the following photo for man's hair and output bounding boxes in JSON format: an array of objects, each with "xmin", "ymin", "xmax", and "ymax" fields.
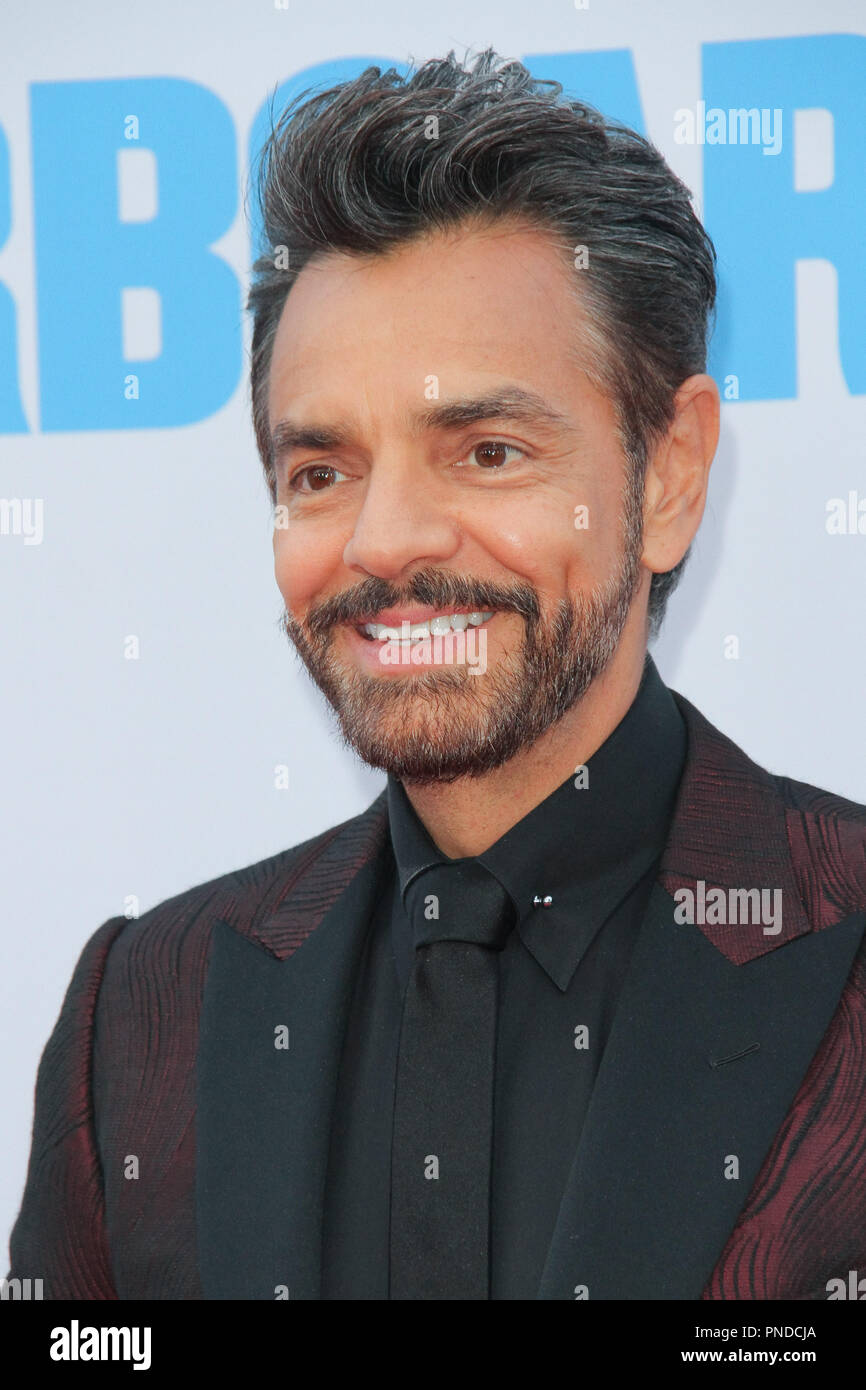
[{"xmin": 247, "ymin": 48, "xmax": 717, "ymax": 636}]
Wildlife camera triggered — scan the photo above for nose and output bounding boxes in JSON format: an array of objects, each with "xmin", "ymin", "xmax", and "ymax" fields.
[{"xmin": 342, "ymin": 454, "xmax": 460, "ymax": 579}]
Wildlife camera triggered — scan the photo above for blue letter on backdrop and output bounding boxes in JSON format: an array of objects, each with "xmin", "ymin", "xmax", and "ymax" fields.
[
  {"xmin": 704, "ymin": 35, "xmax": 866, "ymax": 400},
  {"xmin": 31, "ymin": 78, "xmax": 240, "ymax": 430},
  {"xmin": 0, "ymin": 124, "xmax": 28, "ymax": 432},
  {"xmin": 522, "ymin": 49, "xmax": 644, "ymax": 133}
]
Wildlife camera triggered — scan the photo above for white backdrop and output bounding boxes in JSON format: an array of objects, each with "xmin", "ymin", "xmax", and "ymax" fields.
[{"xmin": 2, "ymin": 0, "xmax": 864, "ymax": 1246}]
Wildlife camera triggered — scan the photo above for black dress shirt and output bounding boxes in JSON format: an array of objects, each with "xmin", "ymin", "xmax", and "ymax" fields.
[{"xmin": 320, "ymin": 652, "xmax": 687, "ymax": 1299}]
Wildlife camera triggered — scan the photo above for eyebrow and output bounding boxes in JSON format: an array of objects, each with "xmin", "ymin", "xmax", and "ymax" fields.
[{"xmin": 269, "ymin": 387, "xmax": 576, "ymax": 461}]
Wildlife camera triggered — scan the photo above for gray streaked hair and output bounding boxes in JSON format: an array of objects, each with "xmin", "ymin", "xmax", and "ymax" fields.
[{"xmin": 247, "ymin": 48, "xmax": 717, "ymax": 636}]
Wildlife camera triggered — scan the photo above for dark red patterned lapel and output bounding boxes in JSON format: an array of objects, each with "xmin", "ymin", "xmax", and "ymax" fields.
[{"xmin": 661, "ymin": 692, "xmax": 866, "ymax": 964}]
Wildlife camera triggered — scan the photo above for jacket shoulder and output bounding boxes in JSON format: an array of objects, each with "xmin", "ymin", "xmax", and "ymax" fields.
[
  {"xmin": 774, "ymin": 769, "xmax": 866, "ymax": 827},
  {"xmin": 774, "ymin": 771, "xmax": 866, "ymax": 923},
  {"xmin": 669, "ymin": 690, "xmax": 866, "ymax": 940}
]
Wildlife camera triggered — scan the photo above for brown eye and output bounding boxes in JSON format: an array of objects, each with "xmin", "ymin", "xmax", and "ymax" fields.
[
  {"xmin": 290, "ymin": 464, "xmax": 345, "ymax": 493},
  {"xmin": 466, "ymin": 441, "xmax": 525, "ymax": 469}
]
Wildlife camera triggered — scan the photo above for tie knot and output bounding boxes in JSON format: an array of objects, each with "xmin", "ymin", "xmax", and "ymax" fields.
[{"xmin": 404, "ymin": 860, "xmax": 516, "ymax": 951}]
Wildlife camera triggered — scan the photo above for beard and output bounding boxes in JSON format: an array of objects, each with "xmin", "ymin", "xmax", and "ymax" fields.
[{"xmin": 280, "ymin": 487, "xmax": 645, "ymax": 786}]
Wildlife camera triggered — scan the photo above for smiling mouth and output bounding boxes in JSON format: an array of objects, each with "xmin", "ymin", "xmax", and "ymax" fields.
[{"xmin": 354, "ymin": 610, "xmax": 496, "ymax": 641}]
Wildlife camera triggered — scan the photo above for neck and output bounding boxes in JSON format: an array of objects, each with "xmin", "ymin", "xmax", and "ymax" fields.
[{"xmin": 400, "ymin": 636, "xmax": 648, "ymax": 859}]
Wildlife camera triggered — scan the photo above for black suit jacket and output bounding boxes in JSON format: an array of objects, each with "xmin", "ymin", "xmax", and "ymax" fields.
[{"xmin": 8, "ymin": 689, "xmax": 866, "ymax": 1299}]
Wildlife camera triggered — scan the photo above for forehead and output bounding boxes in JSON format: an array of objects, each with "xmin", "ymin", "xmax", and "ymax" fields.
[{"xmin": 266, "ymin": 218, "xmax": 600, "ymax": 423}]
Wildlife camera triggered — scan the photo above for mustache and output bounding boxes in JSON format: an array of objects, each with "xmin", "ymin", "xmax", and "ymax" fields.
[{"xmin": 304, "ymin": 567, "xmax": 541, "ymax": 639}]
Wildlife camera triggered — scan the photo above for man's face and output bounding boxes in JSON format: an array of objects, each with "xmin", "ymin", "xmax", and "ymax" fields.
[{"xmin": 269, "ymin": 217, "xmax": 648, "ymax": 784}]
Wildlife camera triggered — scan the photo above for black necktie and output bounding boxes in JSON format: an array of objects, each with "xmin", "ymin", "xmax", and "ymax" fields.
[{"xmin": 389, "ymin": 858, "xmax": 516, "ymax": 1300}]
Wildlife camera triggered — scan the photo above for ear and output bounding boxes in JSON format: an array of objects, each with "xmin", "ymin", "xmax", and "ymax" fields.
[{"xmin": 641, "ymin": 374, "xmax": 719, "ymax": 575}]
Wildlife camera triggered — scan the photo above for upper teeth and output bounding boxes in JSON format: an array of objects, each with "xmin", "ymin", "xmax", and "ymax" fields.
[{"xmin": 362, "ymin": 610, "xmax": 494, "ymax": 640}]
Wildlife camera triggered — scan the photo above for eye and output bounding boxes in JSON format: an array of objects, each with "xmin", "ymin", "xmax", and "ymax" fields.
[
  {"xmin": 457, "ymin": 440, "xmax": 526, "ymax": 470},
  {"xmin": 288, "ymin": 463, "xmax": 349, "ymax": 494}
]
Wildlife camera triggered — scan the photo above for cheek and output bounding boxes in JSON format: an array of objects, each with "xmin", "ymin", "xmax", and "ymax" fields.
[
  {"xmin": 572, "ymin": 489, "xmax": 625, "ymax": 570},
  {"xmin": 472, "ymin": 485, "xmax": 620, "ymax": 593},
  {"xmin": 273, "ymin": 525, "xmax": 343, "ymax": 613}
]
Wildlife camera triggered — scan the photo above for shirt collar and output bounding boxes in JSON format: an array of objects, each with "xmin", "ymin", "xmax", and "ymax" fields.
[{"xmin": 387, "ymin": 653, "xmax": 687, "ymax": 991}]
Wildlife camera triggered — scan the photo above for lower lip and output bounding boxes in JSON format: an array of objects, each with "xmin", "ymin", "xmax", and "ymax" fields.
[{"xmin": 342, "ymin": 615, "xmax": 497, "ymax": 674}]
